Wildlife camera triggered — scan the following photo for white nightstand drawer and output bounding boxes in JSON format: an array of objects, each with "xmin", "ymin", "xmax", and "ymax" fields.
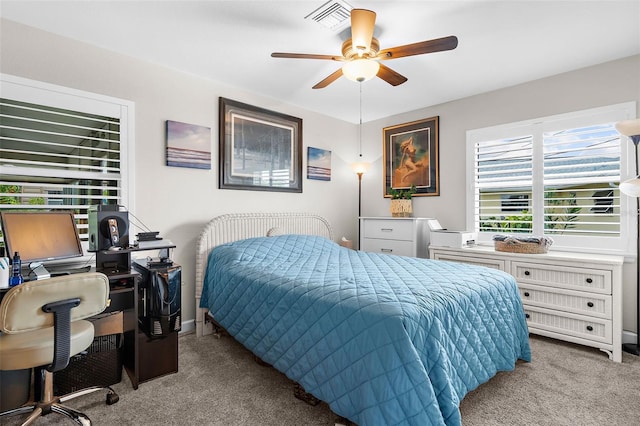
[
  {"xmin": 512, "ymin": 262, "xmax": 611, "ymax": 294},
  {"xmin": 524, "ymin": 306, "xmax": 612, "ymax": 344},
  {"xmin": 519, "ymin": 283, "xmax": 611, "ymax": 319},
  {"xmin": 361, "ymin": 238, "xmax": 414, "ymax": 257},
  {"xmin": 362, "ymin": 219, "xmax": 414, "ymax": 241}
]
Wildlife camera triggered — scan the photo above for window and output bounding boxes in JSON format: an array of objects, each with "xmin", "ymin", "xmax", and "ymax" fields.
[
  {"xmin": 467, "ymin": 102, "xmax": 636, "ymax": 254},
  {"xmin": 0, "ymin": 74, "xmax": 134, "ymax": 258}
]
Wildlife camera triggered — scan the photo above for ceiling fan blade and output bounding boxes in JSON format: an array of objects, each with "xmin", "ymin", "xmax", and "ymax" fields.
[
  {"xmin": 271, "ymin": 52, "xmax": 342, "ymax": 61},
  {"xmin": 377, "ymin": 35, "xmax": 458, "ymax": 60},
  {"xmin": 350, "ymin": 9, "xmax": 376, "ymax": 53},
  {"xmin": 377, "ymin": 64, "xmax": 408, "ymax": 86},
  {"xmin": 312, "ymin": 69, "xmax": 343, "ymax": 89}
]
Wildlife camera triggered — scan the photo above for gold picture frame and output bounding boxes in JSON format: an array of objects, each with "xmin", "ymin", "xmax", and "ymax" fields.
[{"xmin": 383, "ymin": 116, "xmax": 439, "ymax": 197}]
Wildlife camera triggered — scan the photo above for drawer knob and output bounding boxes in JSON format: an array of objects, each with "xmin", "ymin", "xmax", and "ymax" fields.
[
  {"xmin": 524, "ymin": 270, "xmax": 530, "ymax": 276},
  {"xmin": 523, "ymin": 292, "xmax": 530, "ymax": 297},
  {"xmin": 525, "ymin": 313, "xmax": 530, "ymax": 319},
  {"xmin": 380, "ymin": 248, "xmax": 393, "ymax": 253},
  {"xmin": 587, "ymin": 301, "xmax": 594, "ymax": 308},
  {"xmin": 586, "ymin": 278, "xmax": 593, "ymax": 284},
  {"xmin": 586, "ymin": 325, "xmax": 594, "ymax": 332}
]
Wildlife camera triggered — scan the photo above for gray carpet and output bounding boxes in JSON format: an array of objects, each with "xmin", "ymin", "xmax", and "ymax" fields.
[{"xmin": 3, "ymin": 333, "xmax": 639, "ymax": 425}]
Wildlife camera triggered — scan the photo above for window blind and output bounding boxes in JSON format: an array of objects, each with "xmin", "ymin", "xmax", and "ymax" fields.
[
  {"xmin": 543, "ymin": 124, "xmax": 620, "ymax": 235},
  {"xmin": 468, "ymin": 102, "xmax": 635, "ymax": 254},
  {"xmin": 0, "ymin": 77, "xmax": 132, "ymax": 248}
]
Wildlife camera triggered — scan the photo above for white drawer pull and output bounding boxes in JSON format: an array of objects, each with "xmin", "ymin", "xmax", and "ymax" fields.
[{"xmin": 380, "ymin": 228, "xmax": 393, "ymax": 232}]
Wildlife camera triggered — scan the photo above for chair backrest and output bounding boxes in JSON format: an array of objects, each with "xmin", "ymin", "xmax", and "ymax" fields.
[{"xmin": 0, "ymin": 272, "xmax": 109, "ymax": 334}]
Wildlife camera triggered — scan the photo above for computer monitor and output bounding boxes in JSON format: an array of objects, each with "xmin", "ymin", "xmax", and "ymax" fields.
[{"xmin": 0, "ymin": 210, "xmax": 84, "ymax": 279}]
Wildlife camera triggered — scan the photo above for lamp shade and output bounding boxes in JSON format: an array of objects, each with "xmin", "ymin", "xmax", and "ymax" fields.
[
  {"xmin": 351, "ymin": 161, "xmax": 371, "ymax": 175},
  {"xmin": 342, "ymin": 59, "xmax": 380, "ymax": 82},
  {"xmin": 620, "ymin": 177, "xmax": 640, "ymax": 197},
  {"xmin": 350, "ymin": 9, "xmax": 376, "ymax": 54},
  {"xmin": 615, "ymin": 118, "xmax": 640, "ymax": 137}
]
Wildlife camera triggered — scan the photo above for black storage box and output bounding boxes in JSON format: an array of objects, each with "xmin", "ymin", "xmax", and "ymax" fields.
[{"xmin": 54, "ymin": 333, "xmax": 123, "ymax": 395}]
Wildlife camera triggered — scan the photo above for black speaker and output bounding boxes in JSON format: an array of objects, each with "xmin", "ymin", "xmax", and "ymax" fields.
[
  {"xmin": 88, "ymin": 205, "xmax": 129, "ymax": 252},
  {"xmin": 133, "ymin": 259, "xmax": 181, "ymax": 338}
]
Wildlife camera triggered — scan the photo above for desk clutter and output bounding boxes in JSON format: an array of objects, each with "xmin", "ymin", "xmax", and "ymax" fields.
[{"xmin": 0, "ymin": 206, "xmax": 180, "ymax": 408}]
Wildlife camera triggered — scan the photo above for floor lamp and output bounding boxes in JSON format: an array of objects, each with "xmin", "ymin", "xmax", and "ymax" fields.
[
  {"xmin": 616, "ymin": 118, "xmax": 640, "ymax": 356},
  {"xmin": 352, "ymin": 162, "xmax": 370, "ymax": 247},
  {"xmin": 351, "ymin": 81, "xmax": 370, "ymax": 248}
]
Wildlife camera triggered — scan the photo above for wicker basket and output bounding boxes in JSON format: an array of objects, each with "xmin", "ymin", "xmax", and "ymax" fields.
[
  {"xmin": 390, "ymin": 199, "xmax": 413, "ymax": 217},
  {"xmin": 494, "ymin": 240, "xmax": 549, "ymax": 254}
]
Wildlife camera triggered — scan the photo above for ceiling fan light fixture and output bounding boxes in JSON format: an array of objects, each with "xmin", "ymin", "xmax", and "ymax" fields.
[{"xmin": 342, "ymin": 59, "xmax": 380, "ymax": 83}]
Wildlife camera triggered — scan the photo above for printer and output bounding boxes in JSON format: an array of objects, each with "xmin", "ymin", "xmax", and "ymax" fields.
[{"xmin": 427, "ymin": 219, "xmax": 477, "ymax": 248}]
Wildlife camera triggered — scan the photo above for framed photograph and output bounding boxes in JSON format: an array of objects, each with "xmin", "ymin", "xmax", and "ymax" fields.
[
  {"xmin": 219, "ymin": 97, "xmax": 302, "ymax": 192},
  {"xmin": 383, "ymin": 116, "xmax": 439, "ymax": 197},
  {"xmin": 166, "ymin": 120, "xmax": 211, "ymax": 169},
  {"xmin": 307, "ymin": 147, "xmax": 331, "ymax": 181}
]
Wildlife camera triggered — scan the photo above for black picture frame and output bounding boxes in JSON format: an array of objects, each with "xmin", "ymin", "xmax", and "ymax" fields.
[
  {"xmin": 219, "ymin": 97, "xmax": 302, "ymax": 192},
  {"xmin": 383, "ymin": 116, "xmax": 440, "ymax": 197}
]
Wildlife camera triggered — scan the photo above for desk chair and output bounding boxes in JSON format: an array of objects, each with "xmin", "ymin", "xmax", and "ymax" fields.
[{"xmin": 0, "ymin": 273, "xmax": 119, "ymax": 425}]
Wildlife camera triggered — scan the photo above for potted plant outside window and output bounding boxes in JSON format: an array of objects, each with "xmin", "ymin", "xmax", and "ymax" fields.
[{"xmin": 389, "ymin": 185, "xmax": 416, "ymax": 217}]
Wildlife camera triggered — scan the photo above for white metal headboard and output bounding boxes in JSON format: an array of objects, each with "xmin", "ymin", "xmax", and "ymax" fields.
[{"xmin": 195, "ymin": 212, "xmax": 333, "ymax": 337}]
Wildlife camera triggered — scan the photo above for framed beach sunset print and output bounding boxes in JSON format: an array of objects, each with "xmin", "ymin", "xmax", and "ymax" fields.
[
  {"xmin": 307, "ymin": 147, "xmax": 331, "ymax": 181},
  {"xmin": 166, "ymin": 120, "xmax": 212, "ymax": 169}
]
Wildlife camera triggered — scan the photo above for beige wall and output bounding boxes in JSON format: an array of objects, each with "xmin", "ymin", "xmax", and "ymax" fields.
[
  {"xmin": 0, "ymin": 19, "xmax": 360, "ymax": 330},
  {"xmin": 360, "ymin": 55, "xmax": 640, "ymax": 337},
  {"xmin": 2, "ymin": 17, "xmax": 639, "ymax": 338}
]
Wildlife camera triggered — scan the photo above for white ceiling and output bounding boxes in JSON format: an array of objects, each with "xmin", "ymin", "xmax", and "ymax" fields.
[{"xmin": 2, "ymin": 1, "xmax": 639, "ymax": 124}]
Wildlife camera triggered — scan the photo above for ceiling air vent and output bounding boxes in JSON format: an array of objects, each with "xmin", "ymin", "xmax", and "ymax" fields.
[{"xmin": 305, "ymin": 0, "xmax": 353, "ymax": 31}]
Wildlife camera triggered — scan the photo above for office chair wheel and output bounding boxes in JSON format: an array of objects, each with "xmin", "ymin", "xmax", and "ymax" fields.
[{"xmin": 106, "ymin": 392, "xmax": 119, "ymax": 405}]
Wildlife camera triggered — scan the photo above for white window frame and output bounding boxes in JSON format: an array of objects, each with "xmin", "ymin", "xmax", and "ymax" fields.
[
  {"xmin": 0, "ymin": 73, "xmax": 136, "ymax": 260},
  {"xmin": 466, "ymin": 102, "xmax": 636, "ymax": 256}
]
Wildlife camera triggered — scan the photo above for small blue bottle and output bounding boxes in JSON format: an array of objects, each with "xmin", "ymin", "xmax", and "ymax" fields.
[{"xmin": 9, "ymin": 251, "xmax": 24, "ymax": 286}]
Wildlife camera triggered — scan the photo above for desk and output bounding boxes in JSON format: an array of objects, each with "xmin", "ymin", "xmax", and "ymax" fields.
[
  {"xmin": 1, "ymin": 243, "xmax": 178, "ymax": 394},
  {"xmin": 96, "ymin": 244, "xmax": 178, "ymax": 388}
]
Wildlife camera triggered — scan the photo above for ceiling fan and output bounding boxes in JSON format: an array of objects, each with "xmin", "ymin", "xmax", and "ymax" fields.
[{"xmin": 271, "ymin": 8, "xmax": 458, "ymax": 89}]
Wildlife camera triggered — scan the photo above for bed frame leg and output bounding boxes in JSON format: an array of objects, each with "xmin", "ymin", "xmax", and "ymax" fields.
[
  {"xmin": 293, "ymin": 383, "xmax": 320, "ymax": 406},
  {"xmin": 334, "ymin": 416, "xmax": 355, "ymax": 426}
]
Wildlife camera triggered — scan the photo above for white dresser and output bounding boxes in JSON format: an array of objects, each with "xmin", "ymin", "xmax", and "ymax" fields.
[
  {"xmin": 430, "ymin": 245, "xmax": 624, "ymax": 362},
  {"xmin": 359, "ymin": 217, "xmax": 433, "ymax": 258}
]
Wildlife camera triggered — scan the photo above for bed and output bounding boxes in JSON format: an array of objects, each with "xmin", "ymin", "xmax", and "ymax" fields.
[{"xmin": 195, "ymin": 213, "xmax": 531, "ymax": 426}]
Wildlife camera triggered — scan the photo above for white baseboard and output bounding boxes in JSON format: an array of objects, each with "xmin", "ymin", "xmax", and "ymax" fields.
[
  {"xmin": 179, "ymin": 319, "xmax": 195, "ymax": 335},
  {"xmin": 622, "ymin": 330, "xmax": 638, "ymax": 345}
]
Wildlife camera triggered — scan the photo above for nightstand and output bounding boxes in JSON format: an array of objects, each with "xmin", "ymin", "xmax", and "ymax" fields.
[{"xmin": 359, "ymin": 217, "xmax": 434, "ymax": 258}]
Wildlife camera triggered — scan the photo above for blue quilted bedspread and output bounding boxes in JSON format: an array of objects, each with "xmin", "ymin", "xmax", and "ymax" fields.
[{"xmin": 200, "ymin": 235, "xmax": 531, "ymax": 425}]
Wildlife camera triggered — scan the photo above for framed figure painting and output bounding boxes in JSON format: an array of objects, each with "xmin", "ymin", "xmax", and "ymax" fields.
[
  {"xmin": 219, "ymin": 97, "xmax": 302, "ymax": 192},
  {"xmin": 383, "ymin": 116, "xmax": 439, "ymax": 197}
]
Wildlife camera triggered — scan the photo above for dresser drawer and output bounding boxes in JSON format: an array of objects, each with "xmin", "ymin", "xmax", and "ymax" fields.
[
  {"xmin": 431, "ymin": 252, "xmax": 505, "ymax": 270},
  {"xmin": 512, "ymin": 262, "xmax": 611, "ymax": 294},
  {"xmin": 524, "ymin": 306, "xmax": 612, "ymax": 344},
  {"xmin": 362, "ymin": 219, "xmax": 414, "ymax": 241},
  {"xmin": 520, "ymin": 283, "xmax": 611, "ymax": 319},
  {"xmin": 361, "ymin": 238, "xmax": 414, "ymax": 257}
]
